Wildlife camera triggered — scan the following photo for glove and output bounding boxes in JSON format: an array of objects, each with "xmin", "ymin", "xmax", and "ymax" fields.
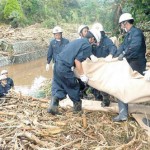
[
  {"xmin": 46, "ymin": 64, "xmax": 50, "ymax": 71},
  {"xmin": 105, "ymin": 55, "xmax": 113, "ymax": 62},
  {"xmin": 71, "ymin": 66, "xmax": 74, "ymax": 71},
  {"xmin": 144, "ymin": 70, "xmax": 150, "ymax": 81},
  {"xmin": 90, "ymin": 55, "xmax": 98, "ymax": 63},
  {"xmin": 80, "ymin": 74, "xmax": 88, "ymax": 83}
]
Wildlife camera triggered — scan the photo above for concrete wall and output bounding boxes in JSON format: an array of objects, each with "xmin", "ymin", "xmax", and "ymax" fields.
[{"xmin": 11, "ymin": 49, "xmax": 47, "ymax": 64}]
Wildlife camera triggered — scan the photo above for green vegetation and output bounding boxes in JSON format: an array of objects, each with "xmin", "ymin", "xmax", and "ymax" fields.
[
  {"xmin": 3, "ymin": 0, "xmax": 24, "ymax": 27},
  {"xmin": 4, "ymin": 0, "xmax": 23, "ymax": 19},
  {"xmin": 0, "ymin": 0, "xmax": 149, "ymax": 32}
]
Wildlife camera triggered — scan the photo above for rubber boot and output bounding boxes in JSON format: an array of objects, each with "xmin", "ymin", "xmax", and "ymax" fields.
[
  {"xmin": 73, "ymin": 101, "xmax": 82, "ymax": 113},
  {"xmin": 47, "ymin": 97, "xmax": 59, "ymax": 115},
  {"xmin": 101, "ymin": 92, "xmax": 110, "ymax": 107},
  {"xmin": 113, "ymin": 100, "xmax": 128, "ymax": 122}
]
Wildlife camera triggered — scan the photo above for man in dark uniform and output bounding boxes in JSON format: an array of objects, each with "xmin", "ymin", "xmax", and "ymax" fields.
[
  {"xmin": 0, "ymin": 75, "xmax": 9, "ymax": 98},
  {"xmin": 47, "ymin": 29, "xmax": 101, "ymax": 115},
  {"xmin": 46, "ymin": 26, "xmax": 69, "ymax": 71},
  {"xmin": 1, "ymin": 70, "xmax": 14, "ymax": 90},
  {"xmin": 91, "ymin": 23, "xmax": 117, "ymax": 106},
  {"xmin": 113, "ymin": 13, "xmax": 147, "ymax": 122}
]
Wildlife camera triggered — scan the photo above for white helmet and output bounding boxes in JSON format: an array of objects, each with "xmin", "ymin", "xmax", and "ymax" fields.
[
  {"xmin": 0, "ymin": 75, "xmax": 7, "ymax": 81},
  {"xmin": 1, "ymin": 70, "xmax": 8, "ymax": 75},
  {"xmin": 119, "ymin": 13, "xmax": 134, "ymax": 23},
  {"xmin": 78, "ymin": 25, "xmax": 89, "ymax": 34},
  {"xmin": 89, "ymin": 28, "xmax": 101, "ymax": 43},
  {"xmin": 52, "ymin": 26, "xmax": 63, "ymax": 34},
  {"xmin": 92, "ymin": 23, "xmax": 104, "ymax": 31}
]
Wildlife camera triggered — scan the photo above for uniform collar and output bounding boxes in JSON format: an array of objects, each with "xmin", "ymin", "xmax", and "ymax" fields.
[
  {"xmin": 99, "ymin": 35, "xmax": 106, "ymax": 44},
  {"xmin": 84, "ymin": 37, "xmax": 90, "ymax": 44},
  {"xmin": 127, "ymin": 26, "xmax": 134, "ymax": 33},
  {"xmin": 54, "ymin": 38, "xmax": 63, "ymax": 42}
]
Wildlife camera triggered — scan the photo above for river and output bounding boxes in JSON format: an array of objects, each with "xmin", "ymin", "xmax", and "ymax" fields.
[
  {"xmin": 0, "ymin": 57, "xmax": 53, "ymax": 94},
  {"xmin": 0, "ymin": 57, "xmax": 53, "ymax": 89}
]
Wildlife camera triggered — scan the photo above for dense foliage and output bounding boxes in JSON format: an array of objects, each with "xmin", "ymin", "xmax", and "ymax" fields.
[
  {"xmin": 0, "ymin": 0, "xmax": 149, "ymax": 32},
  {"xmin": 125, "ymin": 0, "xmax": 150, "ymax": 23},
  {"xmin": 3, "ymin": 0, "xmax": 24, "ymax": 27},
  {"xmin": 4, "ymin": 0, "xmax": 23, "ymax": 19}
]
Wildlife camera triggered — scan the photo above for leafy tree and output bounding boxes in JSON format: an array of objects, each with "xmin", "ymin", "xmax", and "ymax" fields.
[
  {"xmin": 4, "ymin": 0, "xmax": 24, "ymax": 19},
  {"xmin": 0, "ymin": 0, "xmax": 7, "ymax": 22},
  {"xmin": 1, "ymin": 0, "xmax": 149, "ymax": 32},
  {"xmin": 19, "ymin": 0, "xmax": 45, "ymax": 23},
  {"xmin": 124, "ymin": 0, "xmax": 150, "ymax": 23}
]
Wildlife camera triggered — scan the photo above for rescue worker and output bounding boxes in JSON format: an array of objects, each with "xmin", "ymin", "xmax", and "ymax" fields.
[
  {"xmin": 46, "ymin": 26, "xmax": 69, "ymax": 71},
  {"xmin": 114, "ymin": 13, "xmax": 147, "ymax": 122},
  {"xmin": 91, "ymin": 23, "xmax": 117, "ymax": 106},
  {"xmin": 0, "ymin": 75, "xmax": 9, "ymax": 98},
  {"xmin": 77, "ymin": 25, "xmax": 90, "ymax": 99},
  {"xmin": 78, "ymin": 25, "xmax": 89, "ymax": 38},
  {"xmin": 1, "ymin": 70, "xmax": 14, "ymax": 90},
  {"xmin": 47, "ymin": 29, "xmax": 101, "ymax": 115}
]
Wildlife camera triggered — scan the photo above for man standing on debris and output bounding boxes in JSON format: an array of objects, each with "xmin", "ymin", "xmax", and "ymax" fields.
[
  {"xmin": 91, "ymin": 23, "xmax": 117, "ymax": 106},
  {"xmin": 0, "ymin": 75, "xmax": 9, "ymax": 98},
  {"xmin": 46, "ymin": 26, "xmax": 69, "ymax": 71},
  {"xmin": 47, "ymin": 29, "xmax": 101, "ymax": 115},
  {"xmin": 1, "ymin": 70, "xmax": 14, "ymax": 90},
  {"xmin": 114, "ymin": 13, "xmax": 147, "ymax": 122}
]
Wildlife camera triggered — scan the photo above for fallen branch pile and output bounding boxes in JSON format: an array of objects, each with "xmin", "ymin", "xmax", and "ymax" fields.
[{"xmin": 0, "ymin": 91, "xmax": 149, "ymax": 149}]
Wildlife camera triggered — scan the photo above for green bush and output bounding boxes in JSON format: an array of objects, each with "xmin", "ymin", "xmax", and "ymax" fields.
[
  {"xmin": 10, "ymin": 18, "xmax": 19, "ymax": 28},
  {"xmin": 42, "ymin": 18, "xmax": 57, "ymax": 28},
  {"xmin": 0, "ymin": 0, "xmax": 7, "ymax": 23},
  {"xmin": 4, "ymin": 0, "xmax": 24, "ymax": 19}
]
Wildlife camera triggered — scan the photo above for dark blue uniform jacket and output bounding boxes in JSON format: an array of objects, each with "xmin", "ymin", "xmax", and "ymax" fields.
[
  {"xmin": 47, "ymin": 38, "xmax": 69, "ymax": 64},
  {"xmin": 52, "ymin": 38, "xmax": 92, "ymax": 101},
  {"xmin": 0, "ymin": 84, "xmax": 9, "ymax": 97},
  {"xmin": 115, "ymin": 26, "xmax": 146, "ymax": 74},
  {"xmin": 57, "ymin": 38, "xmax": 92, "ymax": 67},
  {"xmin": 7, "ymin": 77, "xmax": 14, "ymax": 90},
  {"xmin": 116, "ymin": 26, "xmax": 146, "ymax": 62},
  {"xmin": 92, "ymin": 35, "xmax": 117, "ymax": 58}
]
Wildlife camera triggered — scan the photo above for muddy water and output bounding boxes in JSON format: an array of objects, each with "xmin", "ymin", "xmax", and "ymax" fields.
[{"xmin": 0, "ymin": 57, "xmax": 53, "ymax": 86}]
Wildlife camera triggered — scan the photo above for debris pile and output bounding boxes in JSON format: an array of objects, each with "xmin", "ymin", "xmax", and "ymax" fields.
[
  {"xmin": 0, "ymin": 23, "xmax": 78, "ymax": 66},
  {"xmin": 0, "ymin": 91, "xmax": 149, "ymax": 149}
]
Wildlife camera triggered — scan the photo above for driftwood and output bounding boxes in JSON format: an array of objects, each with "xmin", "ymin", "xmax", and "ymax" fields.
[
  {"xmin": 0, "ymin": 118, "xmax": 5, "ymax": 122},
  {"xmin": 28, "ymin": 97, "xmax": 150, "ymax": 114},
  {"xmin": 59, "ymin": 98, "xmax": 150, "ymax": 114},
  {"xmin": 0, "ymin": 51, "xmax": 10, "ymax": 56},
  {"xmin": 28, "ymin": 103, "xmax": 47, "ymax": 108},
  {"xmin": 115, "ymin": 139, "xmax": 139, "ymax": 150},
  {"xmin": 0, "ymin": 111, "xmax": 16, "ymax": 116},
  {"xmin": 17, "ymin": 132, "xmax": 48, "ymax": 147},
  {"xmin": 32, "ymin": 97, "xmax": 49, "ymax": 103},
  {"xmin": 51, "ymin": 138, "xmax": 83, "ymax": 150},
  {"xmin": 82, "ymin": 114, "xmax": 87, "ymax": 129},
  {"xmin": 74, "ymin": 126, "xmax": 96, "ymax": 140},
  {"xmin": 0, "ymin": 93, "xmax": 149, "ymax": 149}
]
